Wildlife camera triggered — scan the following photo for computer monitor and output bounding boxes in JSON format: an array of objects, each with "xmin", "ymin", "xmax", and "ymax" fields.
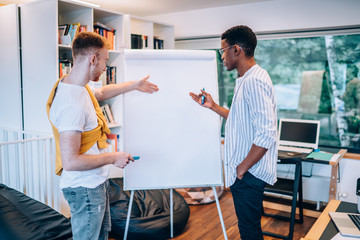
[{"xmin": 278, "ymin": 118, "xmax": 320, "ymax": 150}]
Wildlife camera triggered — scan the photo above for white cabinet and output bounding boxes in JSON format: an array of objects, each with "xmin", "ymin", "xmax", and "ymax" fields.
[
  {"xmin": 21, "ymin": 0, "xmax": 58, "ymax": 133},
  {"xmin": 337, "ymin": 158, "xmax": 360, "ymax": 203},
  {"xmin": 0, "ymin": 4, "xmax": 22, "ymax": 129}
]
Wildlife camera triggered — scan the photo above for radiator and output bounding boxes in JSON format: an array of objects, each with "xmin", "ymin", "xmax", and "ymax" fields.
[{"xmin": 0, "ymin": 128, "xmax": 59, "ymax": 211}]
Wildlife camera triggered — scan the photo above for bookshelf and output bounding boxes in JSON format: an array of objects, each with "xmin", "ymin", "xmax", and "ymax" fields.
[
  {"xmin": 124, "ymin": 14, "xmax": 174, "ymax": 49},
  {"xmin": 154, "ymin": 22, "xmax": 175, "ymax": 49},
  {"xmin": 93, "ymin": 8, "xmax": 125, "ymax": 50}
]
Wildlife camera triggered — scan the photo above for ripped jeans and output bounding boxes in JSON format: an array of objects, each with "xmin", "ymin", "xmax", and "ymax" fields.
[{"xmin": 62, "ymin": 180, "xmax": 111, "ymax": 240}]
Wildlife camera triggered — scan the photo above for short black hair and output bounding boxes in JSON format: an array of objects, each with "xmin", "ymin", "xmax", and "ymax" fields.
[{"xmin": 221, "ymin": 25, "xmax": 257, "ymax": 57}]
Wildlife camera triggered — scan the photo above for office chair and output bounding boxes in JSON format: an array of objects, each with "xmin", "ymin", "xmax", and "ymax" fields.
[{"xmin": 262, "ymin": 155, "xmax": 304, "ymax": 240}]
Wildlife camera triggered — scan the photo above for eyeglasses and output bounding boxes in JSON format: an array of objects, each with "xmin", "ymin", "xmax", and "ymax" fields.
[{"xmin": 219, "ymin": 45, "xmax": 235, "ymax": 56}]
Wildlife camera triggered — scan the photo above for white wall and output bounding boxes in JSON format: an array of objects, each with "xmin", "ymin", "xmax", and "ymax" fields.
[{"xmin": 148, "ymin": 0, "xmax": 360, "ymax": 39}]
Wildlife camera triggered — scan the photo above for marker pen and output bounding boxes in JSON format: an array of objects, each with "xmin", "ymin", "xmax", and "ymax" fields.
[{"xmin": 201, "ymin": 88, "xmax": 205, "ymax": 105}]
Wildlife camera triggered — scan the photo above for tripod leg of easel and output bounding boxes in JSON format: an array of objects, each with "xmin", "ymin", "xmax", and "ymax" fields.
[
  {"xmin": 123, "ymin": 190, "xmax": 134, "ymax": 240},
  {"xmin": 212, "ymin": 186, "xmax": 228, "ymax": 240},
  {"xmin": 170, "ymin": 188, "xmax": 174, "ymax": 238}
]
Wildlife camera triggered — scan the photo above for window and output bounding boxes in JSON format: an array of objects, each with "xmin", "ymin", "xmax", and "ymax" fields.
[{"xmin": 217, "ymin": 32, "xmax": 360, "ymax": 152}]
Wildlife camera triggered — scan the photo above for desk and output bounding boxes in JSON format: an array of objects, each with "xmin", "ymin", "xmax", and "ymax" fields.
[
  {"xmin": 279, "ymin": 149, "xmax": 347, "ymax": 201},
  {"xmin": 302, "ymin": 199, "xmax": 358, "ymax": 240}
]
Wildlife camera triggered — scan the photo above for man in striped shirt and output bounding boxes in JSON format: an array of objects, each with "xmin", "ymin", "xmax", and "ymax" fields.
[{"xmin": 190, "ymin": 25, "xmax": 278, "ymax": 239}]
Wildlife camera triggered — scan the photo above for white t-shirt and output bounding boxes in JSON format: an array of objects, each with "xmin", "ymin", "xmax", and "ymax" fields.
[{"xmin": 49, "ymin": 81, "xmax": 109, "ymax": 189}]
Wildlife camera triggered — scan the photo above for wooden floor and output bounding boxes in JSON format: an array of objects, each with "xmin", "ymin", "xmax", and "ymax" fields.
[{"xmin": 171, "ymin": 189, "xmax": 317, "ymax": 240}]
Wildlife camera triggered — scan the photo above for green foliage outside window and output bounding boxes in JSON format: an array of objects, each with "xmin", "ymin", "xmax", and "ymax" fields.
[{"xmin": 217, "ymin": 33, "xmax": 360, "ymax": 152}]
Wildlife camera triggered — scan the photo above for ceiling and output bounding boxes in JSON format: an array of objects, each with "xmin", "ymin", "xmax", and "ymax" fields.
[{"xmin": 1, "ymin": 0, "xmax": 271, "ymax": 17}]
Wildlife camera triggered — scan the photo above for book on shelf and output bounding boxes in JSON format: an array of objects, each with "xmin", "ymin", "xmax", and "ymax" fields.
[
  {"xmin": 59, "ymin": 60, "xmax": 72, "ymax": 78},
  {"xmin": 58, "ymin": 23, "xmax": 85, "ymax": 45},
  {"xmin": 154, "ymin": 37, "xmax": 164, "ymax": 49},
  {"xmin": 79, "ymin": 25, "xmax": 87, "ymax": 33},
  {"xmin": 101, "ymin": 105, "xmax": 109, "ymax": 124},
  {"xmin": 104, "ymin": 104, "xmax": 114, "ymax": 123},
  {"xmin": 94, "ymin": 22, "xmax": 116, "ymax": 50},
  {"xmin": 58, "ymin": 25, "xmax": 67, "ymax": 43},
  {"xmin": 58, "ymin": 23, "xmax": 82, "ymax": 45},
  {"xmin": 58, "ymin": 24, "xmax": 69, "ymax": 36},
  {"xmin": 58, "ymin": 24, "xmax": 70, "ymax": 44},
  {"xmin": 143, "ymin": 35, "xmax": 148, "ymax": 48},
  {"xmin": 107, "ymin": 66, "xmax": 116, "ymax": 84},
  {"xmin": 101, "ymin": 104, "xmax": 114, "ymax": 124},
  {"xmin": 131, "ymin": 34, "xmax": 149, "ymax": 49},
  {"xmin": 94, "ymin": 21, "xmax": 112, "ymax": 30},
  {"xmin": 106, "ymin": 133, "xmax": 119, "ymax": 153},
  {"xmin": 69, "ymin": 23, "xmax": 80, "ymax": 42}
]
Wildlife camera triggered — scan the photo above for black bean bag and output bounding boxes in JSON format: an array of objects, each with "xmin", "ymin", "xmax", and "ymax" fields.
[
  {"xmin": 108, "ymin": 178, "xmax": 190, "ymax": 240},
  {"xmin": 0, "ymin": 184, "xmax": 72, "ymax": 240}
]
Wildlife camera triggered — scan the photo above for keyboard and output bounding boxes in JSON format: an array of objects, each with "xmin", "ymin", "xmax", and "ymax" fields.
[
  {"xmin": 349, "ymin": 214, "xmax": 360, "ymax": 231},
  {"xmin": 278, "ymin": 145, "xmax": 313, "ymax": 154}
]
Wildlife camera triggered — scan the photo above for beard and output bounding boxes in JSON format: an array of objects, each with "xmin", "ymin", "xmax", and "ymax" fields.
[{"xmin": 224, "ymin": 62, "xmax": 235, "ymax": 71}]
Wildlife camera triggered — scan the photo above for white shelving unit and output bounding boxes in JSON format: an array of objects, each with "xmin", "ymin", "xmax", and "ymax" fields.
[
  {"xmin": 124, "ymin": 14, "xmax": 174, "ymax": 49},
  {"xmin": 153, "ymin": 21, "xmax": 175, "ymax": 49},
  {"xmin": 125, "ymin": 15, "xmax": 153, "ymax": 49},
  {"xmin": 58, "ymin": 1, "xmax": 93, "ymax": 31},
  {"xmin": 93, "ymin": 8, "xmax": 125, "ymax": 50}
]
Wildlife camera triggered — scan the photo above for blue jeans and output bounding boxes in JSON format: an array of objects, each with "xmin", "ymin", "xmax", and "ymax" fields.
[
  {"xmin": 230, "ymin": 172, "xmax": 266, "ymax": 240},
  {"xmin": 62, "ymin": 180, "xmax": 111, "ymax": 240}
]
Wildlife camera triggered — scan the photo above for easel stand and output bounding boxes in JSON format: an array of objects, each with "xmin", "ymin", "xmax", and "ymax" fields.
[{"xmin": 123, "ymin": 187, "xmax": 228, "ymax": 240}]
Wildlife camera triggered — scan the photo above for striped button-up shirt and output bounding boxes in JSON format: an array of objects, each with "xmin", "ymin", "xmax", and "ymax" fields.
[{"xmin": 224, "ymin": 64, "xmax": 278, "ymax": 188}]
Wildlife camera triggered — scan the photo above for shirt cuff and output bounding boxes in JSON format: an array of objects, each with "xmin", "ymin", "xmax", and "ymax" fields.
[{"xmin": 253, "ymin": 133, "xmax": 277, "ymax": 149}]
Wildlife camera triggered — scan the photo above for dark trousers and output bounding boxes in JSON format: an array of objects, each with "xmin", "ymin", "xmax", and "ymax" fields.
[{"xmin": 230, "ymin": 172, "xmax": 266, "ymax": 240}]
